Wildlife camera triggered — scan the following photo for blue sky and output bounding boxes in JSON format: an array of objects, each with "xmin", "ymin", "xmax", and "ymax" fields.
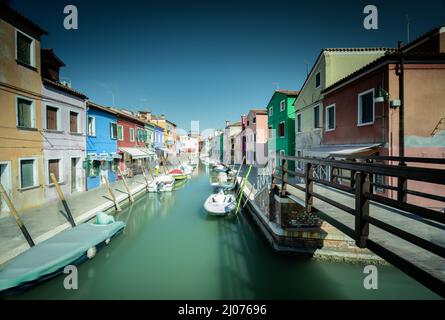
[{"xmin": 8, "ymin": 0, "xmax": 445, "ymax": 132}]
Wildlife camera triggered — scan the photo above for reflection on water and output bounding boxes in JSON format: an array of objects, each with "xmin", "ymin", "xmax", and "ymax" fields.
[{"xmin": 11, "ymin": 164, "xmax": 440, "ymax": 300}]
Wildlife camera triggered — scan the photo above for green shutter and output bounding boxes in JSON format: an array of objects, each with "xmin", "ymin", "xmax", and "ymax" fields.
[
  {"xmin": 117, "ymin": 126, "xmax": 123, "ymax": 140},
  {"xmin": 20, "ymin": 160, "xmax": 34, "ymax": 188}
]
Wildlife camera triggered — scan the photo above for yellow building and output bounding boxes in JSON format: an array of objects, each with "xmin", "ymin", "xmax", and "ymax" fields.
[
  {"xmin": 150, "ymin": 115, "xmax": 177, "ymax": 156},
  {"xmin": 0, "ymin": 5, "xmax": 48, "ymax": 216}
]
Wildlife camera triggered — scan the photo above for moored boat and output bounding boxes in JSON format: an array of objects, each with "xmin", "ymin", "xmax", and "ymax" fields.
[
  {"xmin": 203, "ymin": 190, "xmax": 237, "ymax": 216},
  {"xmin": 148, "ymin": 175, "xmax": 175, "ymax": 192},
  {"xmin": 169, "ymin": 168, "xmax": 188, "ymax": 180}
]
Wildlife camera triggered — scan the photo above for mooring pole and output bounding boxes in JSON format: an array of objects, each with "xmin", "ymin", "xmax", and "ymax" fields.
[
  {"xmin": 0, "ymin": 182, "xmax": 35, "ymax": 247},
  {"xmin": 50, "ymin": 173, "xmax": 76, "ymax": 227},
  {"xmin": 235, "ymin": 165, "xmax": 253, "ymax": 216},
  {"xmin": 102, "ymin": 176, "xmax": 121, "ymax": 212},
  {"xmin": 118, "ymin": 168, "xmax": 134, "ymax": 202}
]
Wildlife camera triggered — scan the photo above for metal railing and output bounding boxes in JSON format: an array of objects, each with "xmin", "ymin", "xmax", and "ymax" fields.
[{"xmin": 272, "ymin": 155, "xmax": 445, "ymax": 297}]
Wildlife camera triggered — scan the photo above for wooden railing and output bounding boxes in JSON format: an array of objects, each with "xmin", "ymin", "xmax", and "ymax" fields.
[{"xmin": 272, "ymin": 155, "xmax": 445, "ymax": 297}]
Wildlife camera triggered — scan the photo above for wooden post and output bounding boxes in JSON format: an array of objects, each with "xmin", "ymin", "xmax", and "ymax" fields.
[
  {"xmin": 350, "ymin": 159, "xmax": 357, "ymax": 188},
  {"xmin": 397, "ymin": 176, "xmax": 407, "ymax": 203},
  {"xmin": 50, "ymin": 173, "xmax": 76, "ymax": 227},
  {"xmin": 280, "ymin": 158, "xmax": 287, "ymax": 197},
  {"xmin": 355, "ymin": 172, "xmax": 370, "ymax": 248},
  {"xmin": 118, "ymin": 168, "xmax": 134, "ymax": 203},
  {"xmin": 140, "ymin": 163, "xmax": 150, "ymax": 189},
  {"xmin": 305, "ymin": 162, "xmax": 314, "ymax": 213},
  {"xmin": 102, "ymin": 176, "xmax": 121, "ymax": 212},
  {"xmin": 0, "ymin": 183, "xmax": 35, "ymax": 247}
]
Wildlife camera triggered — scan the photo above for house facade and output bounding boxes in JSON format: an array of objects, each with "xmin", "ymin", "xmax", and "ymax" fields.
[
  {"xmin": 267, "ymin": 90, "xmax": 299, "ymax": 171},
  {"xmin": 0, "ymin": 6, "xmax": 48, "ymax": 215},
  {"xmin": 150, "ymin": 115, "xmax": 177, "ymax": 156},
  {"xmin": 223, "ymin": 121, "xmax": 242, "ymax": 165},
  {"xmin": 41, "ymin": 54, "xmax": 88, "ymax": 201},
  {"xmin": 86, "ymin": 102, "xmax": 120, "ymax": 190},
  {"xmin": 245, "ymin": 109, "xmax": 268, "ymax": 166},
  {"xmin": 322, "ymin": 26, "xmax": 445, "ymax": 208},
  {"xmin": 293, "ymin": 48, "xmax": 392, "ymax": 160},
  {"xmin": 154, "ymin": 125, "xmax": 164, "ymax": 155}
]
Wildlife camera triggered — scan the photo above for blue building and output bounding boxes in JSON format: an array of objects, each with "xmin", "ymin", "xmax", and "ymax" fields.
[
  {"xmin": 86, "ymin": 102, "xmax": 121, "ymax": 190},
  {"xmin": 154, "ymin": 125, "xmax": 164, "ymax": 157}
]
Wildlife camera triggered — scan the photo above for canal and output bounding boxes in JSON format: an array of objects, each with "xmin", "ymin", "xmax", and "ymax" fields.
[{"xmin": 12, "ymin": 165, "xmax": 440, "ymax": 299}]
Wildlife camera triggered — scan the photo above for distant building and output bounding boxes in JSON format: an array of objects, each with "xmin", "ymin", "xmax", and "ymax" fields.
[
  {"xmin": 267, "ymin": 90, "xmax": 300, "ymax": 171},
  {"xmin": 150, "ymin": 114, "xmax": 177, "ymax": 157},
  {"xmin": 86, "ymin": 102, "xmax": 120, "ymax": 190},
  {"xmin": 223, "ymin": 121, "xmax": 242, "ymax": 165},
  {"xmin": 244, "ymin": 109, "xmax": 268, "ymax": 166}
]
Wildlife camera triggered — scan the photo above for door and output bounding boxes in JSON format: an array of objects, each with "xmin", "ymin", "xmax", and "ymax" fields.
[
  {"xmin": 71, "ymin": 158, "xmax": 79, "ymax": 192},
  {"xmin": 0, "ymin": 162, "xmax": 12, "ymax": 214}
]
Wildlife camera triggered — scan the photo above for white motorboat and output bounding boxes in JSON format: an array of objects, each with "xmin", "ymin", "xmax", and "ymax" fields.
[
  {"xmin": 213, "ymin": 164, "xmax": 228, "ymax": 173},
  {"xmin": 180, "ymin": 164, "xmax": 193, "ymax": 176},
  {"xmin": 203, "ymin": 190, "xmax": 237, "ymax": 216},
  {"xmin": 148, "ymin": 175, "xmax": 175, "ymax": 192}
]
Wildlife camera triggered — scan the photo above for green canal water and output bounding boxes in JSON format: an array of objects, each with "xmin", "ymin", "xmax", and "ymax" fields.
[{"xmin": 12, "ymin": 165, "xmax": 440, "ymax": 300}]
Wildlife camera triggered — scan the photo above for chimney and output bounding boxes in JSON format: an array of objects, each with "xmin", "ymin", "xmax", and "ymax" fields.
[
  {"xmin": 241, "ymin": 115, "xmax": 246, "ymax": 130},
  {"xmin": 397, "ymin": 41, "xmax": 404, "ymax": 52},
  {"xmin": 225, "ymin": 120, "xmax": 230, "ymax": 128}
]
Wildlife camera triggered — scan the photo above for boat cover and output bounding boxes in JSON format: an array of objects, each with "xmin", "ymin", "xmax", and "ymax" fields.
[{"xmin": 0, "ymin": 221, "xmax": 125, "ymax": 293}]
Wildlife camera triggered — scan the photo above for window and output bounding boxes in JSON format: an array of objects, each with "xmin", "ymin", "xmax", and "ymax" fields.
[
  {"xmin": 19, "ymin": 158, "xmax": 37, "ymax": 189},
  {"xmin": 130, "ymin": 128, "xmax": 135, "ymax": 142},
  {"xmin": 279, "ymin": 121, "xmax": 285, "ymax": 137},
  {"xmin": 87, "ymin": 116, "xmax": 96, "ymax": 136},
  {"xmin": 315, "ymin": 72, "xmax": 321, "ymax": 88},
  {"xmin": 46, "ymin": 106, "xmax": 59, "ymax": 130},
  {"xmin": 247, "ymin": 120, "xmax": 250, "ymax": 126},
  {"xmin": 137, "ymin": 128, "xmax": 145, "ymax": 142},
  {"xmin": 374, "ymin": 174, "xmax": 385, "ymax": 193},
  {"xmin": 358, "ymin": 89, "xmax": 375, "ymax": 125},
  {"xmin": 314, "ymin": 105, "xmax": 320, "ymax": 128},
  {"xmin": 325, "ymin": 104, "xmax": 335, "ymax": 131},
  {"xmin": 279, "ymin": 150, "xmax": 285, "ymax": 160},
  {"xmin": 117, "ymin": 125, "xmax": 124, "ymax": 140},
  {"xmin": 17, "ymin": 97, "xmax": 35, "ymax": 129},
  {"xmin": 70, "ymin": 111, "xmax": 79, "ymax": 133},
  {"xmin": 16, "ymin": 30, "xmax": 35, "ymax": 67},
  {"xmin": 48, "ymin": 159, "xmax": 61, "ymax": 184},
  {"xmin": 110, "ymin": 123, "xmax": 117, "ymax": 139},
  {"xmin": 253, "ymin": 117, "xmax": 256, "ymax": 124},
  {"xmin": 280, "ymin": 100, "xmax": 286, "ymax": 112},
  {"xmin": 269, "ymin": 107, "xmax": 273, "ymax": 117},
  {"xmin": 254, "ymin": 134, "xmax": 256, "ymax": 142},
  {"xmin": 296, "ymin": 114, "xmax": 302, "ymax": 133},
  {"xmin": 297, "ymin": 150, "xmax": 302, "ymax": 170}
]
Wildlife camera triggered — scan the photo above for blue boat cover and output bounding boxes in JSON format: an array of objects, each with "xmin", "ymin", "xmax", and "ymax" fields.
[{"xmin": 0, "ymin": 221, "xmax": 125, "ymax": 292}]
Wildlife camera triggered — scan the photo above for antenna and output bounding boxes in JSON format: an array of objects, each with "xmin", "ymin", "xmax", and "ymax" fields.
[{"xmin": 406, "ymin": 15, "xmax": 410, "ymax": 43}]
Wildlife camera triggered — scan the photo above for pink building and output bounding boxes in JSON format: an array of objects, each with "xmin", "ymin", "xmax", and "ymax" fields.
[{"xmin": 244, "ymin": 109, "xmax": 268, "ymax": 166}]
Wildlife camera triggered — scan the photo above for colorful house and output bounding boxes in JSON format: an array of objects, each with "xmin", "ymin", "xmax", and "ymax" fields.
[
  {"xmin": 245, "ymin": 109, "xmax": 268, "ymax": 166},
  {"xmin": 154, "ymin": 125, "xmax": 165, "ymax": 156},
  {"xmin": 115, "ymin": 109, "xmax": 151, "ymax": 175},
  {"xmin": 321, "ymin": 25, "xmax": 445, "ymax": 208},
  {"xmin": 85, "ymin": 102, "xmax": 120, "ymax": 190},
  {"xmin": 41, "ymin": 49, "xmax": 88, "ymax": 200},
  {"xmin": 150, "ymin": 115, "xmax": 177, "ymax": 156},
  {"xmin": 293, "ymin": 48, "xmax": 392, "ymax": 162},
  {"xmin": 0, "ymin": 5, "xmax": 48, "ymax": 215},
  {"xmin": 223, "ymin": 121, "xmax": 242, "ymax": 165},
  {"xmin": 267, "ymin": 90, "xmax": 299, "ymax": 171}
]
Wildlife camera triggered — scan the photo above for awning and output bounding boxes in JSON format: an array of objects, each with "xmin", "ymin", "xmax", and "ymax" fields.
[
  {"xmin": 119, "ymin": 147, "xmax": 150, "ymax": 159},
  {"xmin": 139, "ymin": 148, "xmax": 156, "ymax": 156},
  {"xmin": 156, "ymin": 147, "xmax": 174, "ymax": 154},
  {"xmin": 111, "ymin": 152, "xmax": 122, "ymax": 159},
  {"xmin": 303, "ymin": 144, "xmax": 382, "ymax": 159}
]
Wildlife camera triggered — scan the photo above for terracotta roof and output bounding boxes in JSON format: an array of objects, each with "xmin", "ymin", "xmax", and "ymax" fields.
[
  {"xmin": 249, "ymin": 109, "xmax": 268, "ymax": 115},
  {"xmin": 275, "ymin": 90, "xmax": 300, "ymax": 96},
  {"xmin": 41, "ymin": 49, "xmax": 66, "ymax": 67},
  {"xmin": 0, "ymin": 4, "xmax": 49, "ymax": 35},
  {"xmin": 401, "ymin": 24, "xmax": 445, "ymax": 53},
  {"xmin": 323, "ymin": 52, "xmax": 445, "ymax": 94},
  {"xmin": 42, "ymin": 78, "xmax": 88, "ymax": 99},
  {"xmin": 324, "ymin": 47, "xmax": 394, "ymax": 52},
  {"xmin": 111, "ymin": 107, "xmax": 146, "ymax": 125},
  {"xmin": 228, "ymin": 121, "xmax": 242, "ymax": 127},
  {"xmin": 86, "ymin": 101, "xmax": 117, "ymax": 115}
]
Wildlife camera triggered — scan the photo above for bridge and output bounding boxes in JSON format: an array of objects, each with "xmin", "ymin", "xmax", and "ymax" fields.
[{"xmin": 270, "ymin": 155, "xmax": 445, "ymax": 298}]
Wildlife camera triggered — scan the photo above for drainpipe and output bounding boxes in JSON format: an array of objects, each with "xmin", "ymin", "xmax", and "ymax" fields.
[{"xmin": 396, "ymin": 41, "xmax": 407, "ymax": 202}]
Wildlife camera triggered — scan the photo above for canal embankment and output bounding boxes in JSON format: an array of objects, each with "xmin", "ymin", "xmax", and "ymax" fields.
[
  {"xmin": 235, "ymin": 172, "xmax": 386, "ymax": 265},
  {"xmin": 0, "ymin": 174, "xmax": 152, "ymax": 266}
]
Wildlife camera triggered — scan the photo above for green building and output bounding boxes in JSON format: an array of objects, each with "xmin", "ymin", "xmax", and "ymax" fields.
[{"xmin": 267, "ymin": 90, "xmax": 300, "ymax": 170}]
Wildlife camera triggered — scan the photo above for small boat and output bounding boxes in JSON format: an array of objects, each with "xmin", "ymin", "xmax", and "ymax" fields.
[
  {"xmin": 169, "ymin": 168, "xmax": 188, "ymax": 180},
  {"xmin": 213, "ymin": 164, "xmax": 229, "ymax": 173},
  {"xmin": 0, "ymin": 217, "xmax": 125, "ymax": 296},
  {"xmin": 180, "ymin": 164, "xmax": 193, "ymax": 176},
  {"xmin": 204, "ymin": 189, "xmax": 237, "ymax": 216},
  {"xmin": 148, "ymin": 175, "xmax": 175, "ymax": 192}
]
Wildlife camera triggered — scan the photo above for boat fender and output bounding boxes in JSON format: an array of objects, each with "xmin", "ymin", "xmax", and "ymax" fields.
[
  {"xmin": 96, "ymin": 211, "xmax": 115, "ymax": 225},
  {"xmin": 87, "ymin": 246, "xmax": 97, "ymax": 259},
  {"xmin": 105, "ymin": 238, "xmax": 111, "ymax": 245}
]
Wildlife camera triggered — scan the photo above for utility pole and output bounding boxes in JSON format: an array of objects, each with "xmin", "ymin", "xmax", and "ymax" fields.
[{"xmin": 396, "ymin": 41, "xmax": 407, "ymax": 202}]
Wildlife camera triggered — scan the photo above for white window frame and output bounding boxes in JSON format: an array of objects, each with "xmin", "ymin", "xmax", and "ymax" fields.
[
  {"xmin": 279, "ymin": 150, "xmax": 285, "ymax": 160},
  {"xmin": 313, "ymin": 104, "xmax": 320, "ymax": 128},
  {"xmin": 15, "ymin": 28, "xmax": 36, "ymax": 67},
  {"xmin": 44, "ymin": 104, "xmax": 61, "ymax": 131},
  {"xmin": 280, "ymin": 100, "xmax": 286, "ymax": 112},
  {"xmin": 357, "ymin": 88, "xmax": 375, "ymax": 126},
  {"xmin": 18, "ymin": 157, "xmax": 39, "ymax": 190},
  {"xmin": 315, "ymin": 71, "xmax": 321, "ymax": 89},
  {"xmin": 296, "ymin": 113, "xmax": 302, "ymax": 133},
  {"xmin": 325, "ymin": 104, "xmax": 336, "ymax": 132},
  {"xmin": 279, "ymin": 121, "xmax": 285, "ymax": 138},
  {"xmin": 117, "ymin": 125, "xmax": 124, "ymax": 141},
  {"xmin": 69, "ymin": 111, "xmax": 80, "ymax": 134},
  {"xmin": 46, "ymin": 157, "xmax": 63, "ymax": 185},
  {"xmin": 110, "ymin": 122, "xmax": 118, "ymax": 140},
  {"xmin": 269, "ymin": 107, "xmax": 273, "ymax": 117},
  {"xmin": 16, "ymin": 96, "xmax": 36, "ymax": 129},
  {"xmin": 87, "ymin": 116, "xmax": 96, "ymax": 136},
  {"xmin": 130, "ymin": 128, "xmax": 135, "ymax": 142}
]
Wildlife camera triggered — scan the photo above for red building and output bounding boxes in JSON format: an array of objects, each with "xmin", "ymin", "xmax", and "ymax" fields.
[
  {"xmin": 114, "ymin": 109, "xmax": 151, "ymax": 175},
  {"xmin": 321, "ymin": 25, "xmax": 445, "ymax": 208}
]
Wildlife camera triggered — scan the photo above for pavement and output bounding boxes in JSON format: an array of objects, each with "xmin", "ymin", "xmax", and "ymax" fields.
[{"xmin": 0, "ymin": 174, "xmax": 152, "ymax": 266}]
